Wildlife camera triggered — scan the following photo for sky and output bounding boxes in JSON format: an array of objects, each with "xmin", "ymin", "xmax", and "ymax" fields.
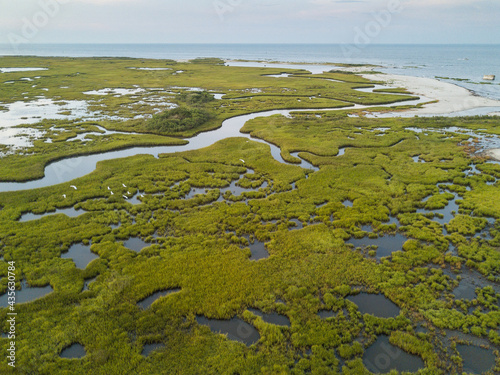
[{"xmin": 0, "ymin": 0, "xmax": 499, "ymax": 45}]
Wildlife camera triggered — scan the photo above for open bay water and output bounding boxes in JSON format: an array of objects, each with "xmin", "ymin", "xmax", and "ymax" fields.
[{"xmin": 1, "ymin": 44, "xmax": 499, "ymax": 99}]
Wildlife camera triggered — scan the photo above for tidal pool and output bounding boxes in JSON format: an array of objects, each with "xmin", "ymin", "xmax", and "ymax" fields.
[
  {"xmin": 456, "ymin": 344, "xmax": 496, "ymax": 374},
  {"xmin": 346, "ymin": 293, "xmax": 400, "ymax": 318},
  {"xmin": 60, "ymin": 343, "xmax": 86, "ymax": 359},
  {"xmin": 196, "ymin": 316, "xmax": 260, "ymax": 346},
  {"xmin": 123, "ymin": 237, "xmax": 150, "ymax": 252},
  {"xmin": 317, "ymin": 310, "xmax": 336, "ymax": 319},
  {"xmin": 347, "ymin": 233, "xmax": 408, "ymax": 258},
  {"xmin": 0, "ymin": 98, "xmax": 90, "ymax": 128},
  {"xmin": 0, "ymin": 97, "xmax": 432, "ymax": 193},
  {"xmin": 0, "ymin": 67, "xmax": 48, "ymax": 73},
  {"xmin": 248, "ymin": 240, "xmax": 269, "ymax": 261},
  {"xmin": 82, "ymin": 276, "xmax": 97, "ymax": 291},
  {"xmin": 137, "ymin": 289, "xmax": 181, "ymax": 309},
  {"xmin": 289, "ymin": 219, "xmax": 303, "ymax": 231},
  {"xmin": 61, "ymin": 243, "xmax": 99, "ymax": 269},
  {"xmin": 417, "ymin": 192, "xmax": 460, "ymax": 225},
  {"xmin": 0, "ymin": 280, "xmax": 53, "ymax": 308},
  {"xmin": 363, "ymin": 336, "xmax": 425, "ymax": 374},
  {"xmin": 18, "ymin": 207, "xmax": 85, "ymax": 222},
  {"xmin": 141, "ymin": 343, "xmax": 166, "ymax": 356},
  {"xmin": 247, "ymin": 308, "xmax": 290, "ymax": 326},
  {"xmin": 343, "ymin": 200, "xmax": 353, "ymax": 207}
]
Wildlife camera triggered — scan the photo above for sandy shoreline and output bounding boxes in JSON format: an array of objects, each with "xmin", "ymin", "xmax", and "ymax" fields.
[
  {"xmin": 485, "ymin": 149, "xmax": 500, "ymax": 161},
  {"xmin": 224, "ymin": 60, "xmax": 500, "ymax": 116},
  {"xmin": 361, "ymin": 72, "xmax": 500, "ymax": 115}
]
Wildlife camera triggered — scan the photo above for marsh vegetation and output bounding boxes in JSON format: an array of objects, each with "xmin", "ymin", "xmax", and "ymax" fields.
[{"xmin": 0, "ymin": 57, "xmax": 499, "ymax": 374}]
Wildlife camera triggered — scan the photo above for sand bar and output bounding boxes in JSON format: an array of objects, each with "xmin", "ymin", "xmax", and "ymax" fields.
[{"xmin": 362, "ymin": 73, "xmax": 500, "ymax": 115}]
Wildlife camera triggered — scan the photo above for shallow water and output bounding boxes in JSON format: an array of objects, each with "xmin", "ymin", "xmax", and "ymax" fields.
[
  {"xmin": 137, "ymin": 289, "xmax": 181, "ymax": 309},
  {"xmin": 141, "ymin": 343, "xmax": 165, "ymax": 356},
  {"xmin": 456, "ymin": 344, "xmax": 496, "ymax": 374},
  {"xmin": 18, "ymin": 207, "xmax": 85, "ymax": 222},
  {"xmin": 343, "ymin": 200, "xmax": 353, "ymax": 207},
  {"xmin": 0, "ymin": 67, "xmax": 48, "ymax": 73},
  {"xmin": 248, "ymin": 240, "xmax": 269, "ymax": 261},
  {"xmin": 317, "ymin": 310, "xmax": 336, "ymax": 319},
  {"xmin": 196, "ymin": 316, "xmax": 260, "ymax": 346},
  {"xmin": 289, "ymin": 219, "xmax": 303, "ymax": 231},
  {"xmin": 0, "ymin": 98, "xmax": 90, "ymax": 128},
  {"xmin": 417, "ymin": 192, "xmax": 460, "ymax": 224},
  {"xmin": 82, "ymin": 276, "xmax": 97, "ymax": 291},
  {"xmin": 123, "ymin": 237, "xmax": 150, "ymax": 252},
  {"xmin": 60, "ymin": 343, "xmax": 86, "ymax": 359},
  {"xmin": 346, "ymin": 293, "xmax": 400, "ymax": 318},
  {"xmin": 0, "ymin": 82, "xmax": 432, "ymax": 193},
  {"xmin": 347, "ymin": 233, "xmax": 408, "ymax": 258},
  {"xmin": 0, "ymin": 127, "xmax": 45, "ymax": 148},
  {"xmin": 61, "ymin": 243, "xmax": 99, "ymax": 269},
  {"xmin": 248, "ymin": 308, "xmax": 290, "ymax": 326},
  {"xmin": 363, "ymin": 336, "xmax": 425, "ymax": 374},
  {"xmin": 0, "ymin": 280, "xmax": 53, "ymax": 308}
]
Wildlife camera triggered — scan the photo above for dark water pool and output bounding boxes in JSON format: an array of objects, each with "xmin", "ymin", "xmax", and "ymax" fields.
[
  {"xmin": 248, "ymin": 308, "xmax": 290, "ymax": 326},
  {"xmin": 82, "ymin": 276, "xmax": 97, "ymax": 291},
  {"xmin": 141, "ymin": 343, "xmax": 165, "ymax": 356},
  {"xmin": 0, "ymin": 280, "xmax": 53, "ymax": 308},
  {"xmin": 347, "ymin": 233, "xmax": 408, "ymax": 258},
  {"xmin": 123, "ymin": 237, "xmax": 151, "ymax": 252},
  {"xmin": 457, "ymin": 344, "xmax": 496, "ymax": 374},
  {"xmin": 346, "ymin": 293, "xmax": 400, "ymax": 318},
  {"xmin": 248, "ymin": 240, "xmax": 269, "ymax": 261},
  {"xmin": 60, "ymin": 343, "xmax": 86, "ymax": 359},
  {"xmin": 363, "ymin": 336, "xmax": 425, "ymax": 374},
  {"xmin": 317, "ymin": 310, "xmax": 336, "ymax": 319},
  {"xmin": 137, "ymin": 289, "xmax": 181, "ymax": 309},
  {"xmin": 61, "ymin": 243, "xmax": 99, "ymax": 269},
  {"xmin": 19, "ymin": 207, "xmax": 84, "ymax": 222},
  {"xmin": 196, "ymin": 316, "xmax": 260, "ymax": 346}
]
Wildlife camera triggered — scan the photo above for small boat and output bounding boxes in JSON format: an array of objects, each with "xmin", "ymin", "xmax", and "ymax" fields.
[{"xmin": 483, "ymin": 75, "xmax": 495, "ymax": 81}]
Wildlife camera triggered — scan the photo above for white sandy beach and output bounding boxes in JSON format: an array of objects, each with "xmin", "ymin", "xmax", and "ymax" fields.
[{"xmin": 362, "ymin": 73, "xmax": 500, "ymax": 115}]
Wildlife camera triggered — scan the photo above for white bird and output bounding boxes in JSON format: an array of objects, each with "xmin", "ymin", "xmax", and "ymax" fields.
[
  {"xmin": 107, "ymin": 186, "xmax": 111, "ymax": 190},
  {"xmin": 122, "ymin": 183, "xmax": 127, "ymax": 188},
  {"xmin": 127, "ymin": 191, "xmax": 131, "ymax": 195},
  {"xmin": 240, "ymin": 159, "xmax": 245, "ymax": 163},
  {"xmin": 70, "ymin": 185, "xmax": 77, "ymax": 190},
  {"xmin": 140, "ymin": 194, "xmax": 145, "ymax": 198},
  {"xmin": 123, "ymin": 195, "xmax": 128, "ymax": 199},
  {"xmin": 62, "ymin": 194, "xmax": 66, "ymax": 198},
  {"xmin": 110, "ymin": 191, "xmax": 114, "ymax": 195}
]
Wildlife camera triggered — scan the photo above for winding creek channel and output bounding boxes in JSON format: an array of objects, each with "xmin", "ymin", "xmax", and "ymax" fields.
[
  {"xmin": 0, "ymin": 83, "xmax": 443, "ymax": 192},
  {"xmin": 1, "ymin": 71, "xmax": 500, "ymax": 372}
]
